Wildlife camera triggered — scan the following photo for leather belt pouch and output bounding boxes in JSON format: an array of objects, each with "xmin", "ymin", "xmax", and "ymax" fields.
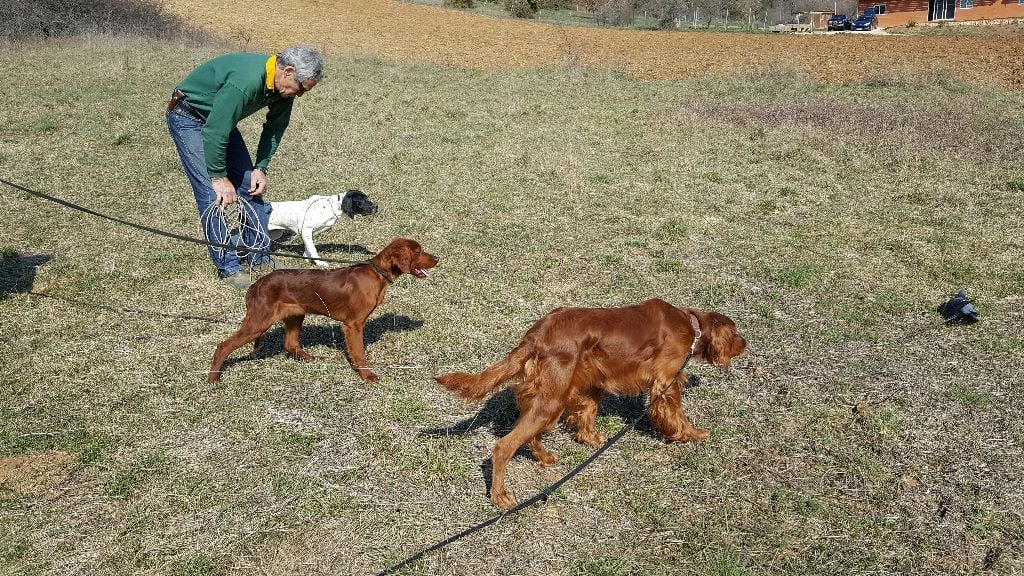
[{"xmin": 167, "ymin": 88, "xmax": 188, "ymax": 113}]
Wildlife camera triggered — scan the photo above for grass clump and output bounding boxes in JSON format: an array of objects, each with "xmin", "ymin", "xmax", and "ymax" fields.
[
  {"xmin": 0, "ymin": 427, "xmax": 108, "ymax": 464},
  {"xmin": 775, "ymin": 264, "xmax": 819, "ymax": 288}
]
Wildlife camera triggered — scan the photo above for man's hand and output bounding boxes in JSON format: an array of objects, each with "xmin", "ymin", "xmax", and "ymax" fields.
[
  {"xmin": 250, "ymin": 168, "xmax": 269, "ymax": 196},
  {"xmin": 212, "ymin": 177, "xmax": 237, "ymax": 207}
]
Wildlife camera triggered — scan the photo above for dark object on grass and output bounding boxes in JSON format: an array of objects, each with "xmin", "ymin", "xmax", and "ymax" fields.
[{"xmin": 938, "ymin": 289, "xmax": 980, "ymax": 324}]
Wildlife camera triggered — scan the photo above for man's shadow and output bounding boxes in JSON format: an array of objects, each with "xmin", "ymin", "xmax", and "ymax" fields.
[
  {"xmin": 0, "ymin": 253, "xmax": 52, "ymax": 299},
  {"xmin": 218, "ymin": 313, "xmax": 424, "ymax": 372},
  {"xmin": 420, "ymin": 390, "xmax": 666, "ymax": 496}
]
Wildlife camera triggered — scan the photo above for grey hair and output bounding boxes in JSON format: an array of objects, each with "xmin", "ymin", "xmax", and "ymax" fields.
[{"xmin": 277, "ymin": 45, "xmax": 324, "ymax": 82}]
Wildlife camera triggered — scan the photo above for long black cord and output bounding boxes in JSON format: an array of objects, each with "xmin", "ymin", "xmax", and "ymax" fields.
[{"xmin": 0, "ymin": 177, "xmax": 365, "ymax": 265}]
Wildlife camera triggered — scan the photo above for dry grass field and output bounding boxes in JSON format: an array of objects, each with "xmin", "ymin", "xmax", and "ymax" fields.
[
  {"xmin": 164, "ymin": 0, "xmax": 1024, "ymax": 88},
  {"xmin": 2, "ymin": 3, "xmax": 1024, "ymax": 576}
]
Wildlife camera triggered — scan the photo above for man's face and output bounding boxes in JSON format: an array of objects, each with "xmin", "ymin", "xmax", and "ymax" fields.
[{"xmin": 276, "ymin": 65, "xmax": 317, "ymax": 98}]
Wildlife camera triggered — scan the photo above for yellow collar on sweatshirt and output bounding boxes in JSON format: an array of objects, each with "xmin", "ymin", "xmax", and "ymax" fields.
[{"xmin": 265, "ymin": 54, "xmax": 277, "ymax": 91}]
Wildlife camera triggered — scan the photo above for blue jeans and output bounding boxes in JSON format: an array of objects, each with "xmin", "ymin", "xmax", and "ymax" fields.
[{"xmin": 166, "ymin": 107, "xmax": 271, "ymax": 277}]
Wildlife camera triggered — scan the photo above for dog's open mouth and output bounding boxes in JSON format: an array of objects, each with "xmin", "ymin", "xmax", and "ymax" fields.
[{"xmin": 412, "ymin": 268, "xmax": 430, "ymax": 279}]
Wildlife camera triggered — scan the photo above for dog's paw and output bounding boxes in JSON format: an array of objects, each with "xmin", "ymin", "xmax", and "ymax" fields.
[
  {"xmin": 536, "ymin": 451, "xmax": 557, "ymax": 467},
  {"xmin": 491, "ymin": 489, "xmax": 517, "ymax": 510},
  {"xmin": 684, "ymin": 427, "xmax": 710, "ymax": 442},
  {"xmin": 314, "ymin": 260, "xmax": 329, "ymax": 267},
  {"xmin": 289, "ymin": 350, "xmax": 318, "ymax": 362},
  {"xmin": 359, "ymin": 369, "xmax": 380, "ymax": 383},
  {"xmin": 575, "ymin": 431, "xmax": 606, "ymax": 448}
]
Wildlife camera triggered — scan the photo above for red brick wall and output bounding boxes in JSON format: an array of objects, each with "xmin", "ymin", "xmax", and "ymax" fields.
[{"xmin": 859, "ymin": 0, "xmax": 1024, "ymax": 26}]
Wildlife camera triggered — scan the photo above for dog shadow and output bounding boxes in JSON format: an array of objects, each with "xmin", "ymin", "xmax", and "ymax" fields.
[
  {"xmin": 0, "ymin": 253, "xmax": 52, "ymax": 299},
  {"xmin": 312, "ymin": 242, "xmax": 374, "ymax": 257},
  {"xmin": 420, "ymin": 389, "xmax": 664, "ymax": 495},
  {"xmin": 270, "ymin": 236, "xmax": 373, "ymax": 259},
  {"xmin": 418, "ymin": 390, "xmax": 519, "ymax": 496},
  {"xmin": 420, "ymin": 392, "xmax": 660, "ymax": 443},
  {"xmin": 421, "ymin": 389, "xmax": 521, "ymax": 439},
  {"xmin": 219, "ymin": 313, "xmax": 424, "ymax": 371}
]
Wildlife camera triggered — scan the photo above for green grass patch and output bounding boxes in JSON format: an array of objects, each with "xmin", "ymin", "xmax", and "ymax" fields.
[
  {"xmin": 574, "ymin": 556, "xmax": 633, "ymax": 576},
  {"xmin": 0, "ymin": 428, "xmax": 108, "ymax": 464},
  {"xmin": 171, "ymin": 553, "xmax": 227, "ymax": 576},
  {"xmin": 104, "ymin": 451, "xmax": 171, "ymax": 498},
  {"xmin": 946, "ymin": 385, "xmax": 994, "ymax": 409},
  {"xmin": 774, "ymin": 264, "xmax": 820, "ymax": 289},
  {"xmin": 276, "ymin": 430, "xmax": 323, "ymax": 457},
  {"xmin": 708, "ymin": 551, "xmax": 753, "ymax": 576}
]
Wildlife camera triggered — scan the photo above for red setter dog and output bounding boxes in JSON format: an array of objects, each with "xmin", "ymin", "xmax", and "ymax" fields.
[
  {"xmin": 435, "ymin": 298, "xmax": 746, "ymax": 509},
  {"xmin": 209, "ymin": 238, "xmax": 438, "ymax": 384}
]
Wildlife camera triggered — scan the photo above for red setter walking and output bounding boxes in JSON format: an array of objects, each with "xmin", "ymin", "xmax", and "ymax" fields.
[
  {"xmin": 435, "ymin": 298, "xmax": 746, "ymax": 509},
  {"xmin": 209, "ymin": 238, "xmax": 438, "ymax": 384}
]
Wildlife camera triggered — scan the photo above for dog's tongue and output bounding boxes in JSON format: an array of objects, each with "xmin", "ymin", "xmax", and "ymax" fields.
[{"xmin": 413, "ymin": 268, "xmax": 430, "ymax": 279}]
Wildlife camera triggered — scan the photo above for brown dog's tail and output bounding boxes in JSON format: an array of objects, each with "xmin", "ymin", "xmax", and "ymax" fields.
[{"xmin": 435, "ymin": 343, "xmax": 532, "ymax": 402}]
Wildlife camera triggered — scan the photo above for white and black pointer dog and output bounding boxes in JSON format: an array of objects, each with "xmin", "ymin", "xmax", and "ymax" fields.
[{"xmin": 267, "ymin": 190, "xmax": 378, "ymax": 266}]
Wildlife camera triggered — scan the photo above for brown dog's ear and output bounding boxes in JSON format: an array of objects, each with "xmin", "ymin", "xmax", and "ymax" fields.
[
  {"xmin": 385, "ymin": 240, "xmax": 419, "ymax": 276},
  {"xmin": 700, "ymin": 312, "xmax": 746, "ymax": 368}
]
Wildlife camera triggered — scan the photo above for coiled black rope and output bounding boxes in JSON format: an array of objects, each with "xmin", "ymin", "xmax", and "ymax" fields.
[{"xmin": 0, "ymin": 177, "xmax": 365, "ymax": 265}]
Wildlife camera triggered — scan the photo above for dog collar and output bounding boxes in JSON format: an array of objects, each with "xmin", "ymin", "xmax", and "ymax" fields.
[
  {"xmin": 688, "ymin": 312, "xmax": 702, "ymax": 355},
  {"xmin": 673, "ymin": 312, "xmax": 702, "ymax": 382},
  {"xmin": 366, "ymin": 261, "xmax": 394, "ymax": 284}
]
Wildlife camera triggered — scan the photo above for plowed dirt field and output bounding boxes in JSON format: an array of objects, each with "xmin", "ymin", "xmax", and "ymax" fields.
[{"xmin": 165, "ymin": 0, "xmax": 1023, "ymax": 88}]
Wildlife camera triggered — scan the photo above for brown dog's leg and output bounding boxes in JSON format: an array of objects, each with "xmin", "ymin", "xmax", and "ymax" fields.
[
  {"xmin": 648, "ymin": 378, "xmax": 709, "ymax": 442},
  {"xmin": 490, "ymin": 408, "xmax": 559, "ymax": 510},
  {"xmin": 566, "ymin": 389, "xmax": 606, "ymax": 447},
  {"xmin": 209, "ymin": 313, "xmax": 276, "ymax": 384},
  {"xmin": 517, "ymin": 364, "xmax": 561, "ymax": 466},
  {"xmin": 250, "ymin": 335, "xmax": 263, "ymax": 359},
  {"xmin": 282, "ymin": 315, "xmax": 317, "ymax": 361},
  {"xmin": 490, "ymin": 359, "xmax": 570, "ymax": 509},
  {"xmin": 527, "ymin": 434, "xmax": 557, "ymax": 467},
  {"xmin": 340, "ymin": 320, "xmax": 378, "ymax": 383}
]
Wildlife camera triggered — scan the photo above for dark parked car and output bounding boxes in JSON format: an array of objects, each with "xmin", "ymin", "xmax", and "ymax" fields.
[
  {"xmin": 828, "ymin": 14, "xmax": 851, "ymax": 30},
  {"xmin": 851, "ymin": 12, "xmax": 877, "ymax": 30}
]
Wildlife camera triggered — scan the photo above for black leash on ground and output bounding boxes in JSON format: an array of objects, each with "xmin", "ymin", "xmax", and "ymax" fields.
[
  {"xmin": 0, "ymin": 177, "xmax": 366, "ymax": 265},
  {"xmin": 26, "ymin": 290, "xmax": 234, "ymax": 324},
  {"xmin": 377, "ymin": 418, "xmax": 637, "ymax": 575},
  {"xmin": 376, "ymin": 318, "xmax": 703, "ymax": 575}
]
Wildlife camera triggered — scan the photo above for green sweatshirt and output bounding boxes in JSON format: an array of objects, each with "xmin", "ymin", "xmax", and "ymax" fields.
[{"xmin": 176, "ymin": 52, "xmax": 294, "ymax": 178}]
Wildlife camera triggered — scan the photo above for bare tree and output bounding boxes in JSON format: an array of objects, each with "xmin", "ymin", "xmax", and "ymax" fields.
[
  {"xmin": 595, "ymin": 0, "xmax": 637, "ymax": 25},
  {"xmin": 645, "ymin": 0, "xmax": 685, "ymax": 27}
]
